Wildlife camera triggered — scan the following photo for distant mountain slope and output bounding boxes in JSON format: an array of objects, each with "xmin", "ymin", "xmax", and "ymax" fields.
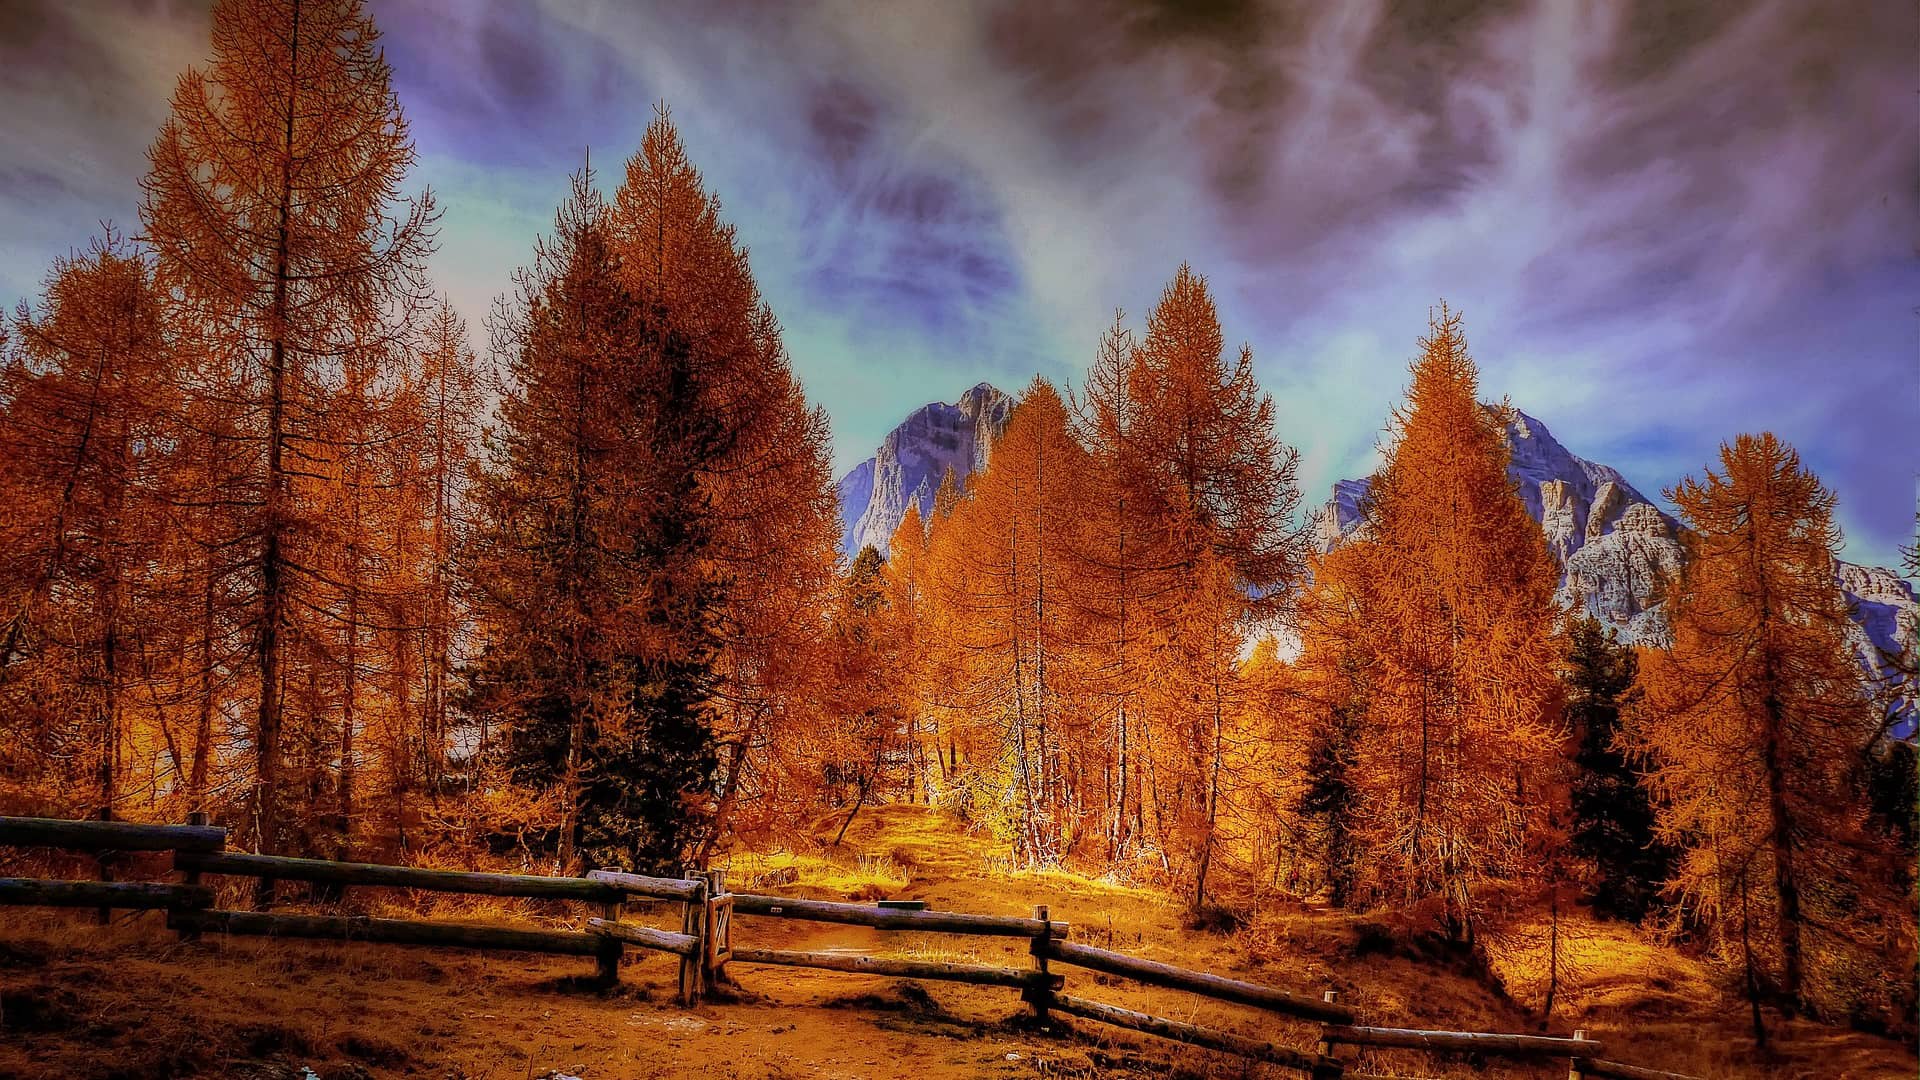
[
  {"xmin": 835, "ymin": 383, "xmax": 1013, "ymax": 557},
  {"xmin": 839, "ymin": 391, "xmax": 1914, "ymax": 728},
  {"xmin": 1310, "ymin": 407, "xmax": 1917, "ymax": 729}
]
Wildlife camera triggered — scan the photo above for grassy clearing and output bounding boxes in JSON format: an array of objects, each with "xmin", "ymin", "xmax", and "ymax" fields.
[{"xmin": 1, "ymin": 804, "xmax": 1913, "ymax": 1079}]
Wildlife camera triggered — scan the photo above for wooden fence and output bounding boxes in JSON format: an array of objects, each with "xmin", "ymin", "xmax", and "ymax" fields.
[{"xmin": 0, "ymin": 815, "xmax": 1701, "ymax": 1079}]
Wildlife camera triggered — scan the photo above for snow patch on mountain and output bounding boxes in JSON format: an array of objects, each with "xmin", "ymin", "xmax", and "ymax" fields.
[{"xmin": 835, "ymin": 383, "xmax": 1013, "ymax": 557}]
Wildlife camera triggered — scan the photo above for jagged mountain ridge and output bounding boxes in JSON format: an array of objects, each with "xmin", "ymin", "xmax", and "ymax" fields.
[
  {"xmin": 837, "ymin": 387, "xmax": 1917, "ymax": 727},
  {"xmin": 1309, "ymin": 408, "xmax": 1917, "ymax": 730},
  {"xmin": 836, "ymin": 383, "xmax": 1012, "ymax": 557},
  {"xmin": 1310, "ymin": 408, "xmax": 1687, "ymax": 639}
]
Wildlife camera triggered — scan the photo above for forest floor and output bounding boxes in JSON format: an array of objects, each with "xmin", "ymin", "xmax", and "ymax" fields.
[{"xmin": 1, "ymin": 804, "xmax": 1912, "ymax": 1080}]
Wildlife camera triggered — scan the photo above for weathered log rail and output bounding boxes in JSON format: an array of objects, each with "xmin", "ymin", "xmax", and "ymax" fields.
[
  {"xmin": 1038, "ymin": 936, "xmax": 1353, "ymax": 1023},
  {"xmin": 730, "ymin": 891, "xmax": 1067, "ymax": 936},
  {"xmin": 0, "ymin": 815, "xmax": 1707, "ymax": 1078},
  {"xmin": 179, "ymin": 850, "xmax": 623, "ymax": 901},
  {"xmin": 730, "ymin": 947, "xmax": 1062, "ymax": 990}
]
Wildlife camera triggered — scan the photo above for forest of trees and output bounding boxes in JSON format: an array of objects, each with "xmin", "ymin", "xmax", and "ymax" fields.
[{"xmin": 0, "ymin": 0, "xmax": 1912, "ymax": 1043}]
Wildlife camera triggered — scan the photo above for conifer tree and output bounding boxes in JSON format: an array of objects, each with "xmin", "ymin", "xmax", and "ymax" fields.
[
  {"xmin": 884, "ymin": 505, "xmax": 936, "ymax": 801},
  {"xmin": 1326, "ymin": 306, "xmax": 1563, "ymax": 939},
  {"xmin": 1070, "ymin": 314, "xmax": 1147, "ymax": 862},
  {"xmin": 140, "ymin": 0, "xmax": 435, "ymax": 853},
  {"xmin": 1563, "ymin": 614, "xmax": 1670, "ymax": 921},
  {"xmin": 816, "ymin": 546, "xmax": 904, "ymax": 846},
  {"xmin": 1104, "ymin": 265, "xmax": 1304, "ymax": 909},
  {"xmin": 1628, "ymin": 433, "xmax": 1909, "ymax": 1034},
  {"xmin": 0, "ymin": 235, "xmax": 171, "ymax": 819},
  {"xmin": 927, "ymin": 379, "xmax": 1089, "ymax": 863},
  {"xmin": 607, "ymin": 109, "xmax": 839, "ymax": 855},
  {"xmin": 465, "ymin": 170, "xmax": 725, "ymax": 874},
  {"xmin": 1294, "ymin": 541, "xmax": 1385, "ymax": 907}
]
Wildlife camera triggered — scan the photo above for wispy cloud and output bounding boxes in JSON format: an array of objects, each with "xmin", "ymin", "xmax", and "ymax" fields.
[{"xmin": 1, "ymin": 0, "xmax": 1912, "ymax": 566}]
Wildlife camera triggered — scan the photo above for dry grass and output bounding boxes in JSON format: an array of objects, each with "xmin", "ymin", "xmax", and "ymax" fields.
[{"xmin": 3, "ymin": 805, "xmax": 1914, "ymax": 1080}]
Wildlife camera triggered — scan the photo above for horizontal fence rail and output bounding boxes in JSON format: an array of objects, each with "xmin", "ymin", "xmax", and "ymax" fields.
[
  {"xmin": 1322, "ymin": 1024, "xmax": 1606, "ymax": 1057},
  {"xmin": 181, "ymin": 851, "xmax": 623, "ymax": 902},
  {"xmin": 0, "ymin": 815, "xmax": 226, "ymax": 853},
  {"xmin": 586, "ymin": 917, "xmax": 700, "ymax": 957},
  {"xmin": 171, "ymin": 909, "xmax": 604, "ymax": 956},
  {"xmin": 731, "ymin": 947, "xmax": 1063, "ymax": 990},
  {"xmin": 0, "ymin": 878, "xmax": 212, "ymax": 910},
  {"xmin": 585, "ymin": 868, "xmax": 707, "ymax": 902},
  {"xmin": 1037, "ymin": 990, "xmax": 1329, "ymax": 1075},
  {"xmin": 1039, "ymin": 937, "xmax": 1355, "ymax": 1024},
  {"xmin": 0, "ymin": 815, "xmax": 1707, "ymax": 1079},
  {"xmin": 731, "ymin": 892, "xmax": 1069, "ymax": 937},
  {"xmin": 1581, "ymin": 1058, "xmax": 1707, "ymax": 1080}
]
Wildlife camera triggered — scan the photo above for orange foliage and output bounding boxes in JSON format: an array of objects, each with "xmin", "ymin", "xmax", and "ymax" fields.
[
  {"xmin": 1629, "ymin": 433, "xmax": 1912, "ymax": 1028},
  {"xmin": 1297, "ymin": 305, "xmax": 1564, "ymax": 936}
]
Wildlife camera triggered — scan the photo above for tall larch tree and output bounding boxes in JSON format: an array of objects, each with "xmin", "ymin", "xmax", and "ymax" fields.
[
  {"xmin": 409, "ymin": 300, "xmax": 482, "ymax": 803},
  {"xmin": 140, "ymin": 0, "xmax": 435, "ymax": 855},
  {"xmin": 1070, "ymin": 313, "xmax": 1149, "ymax": 863},
  {"xmin": 465, "ymin": 169, "xmax": 727, "ymax": 875},
  {"xmin": 883, "ymin": 503, "xmax": 937, "ymax": 802},
  {"xmin": 815, "ymin": 546, "xmax": 905, "ymax": 846},
  {"xmin": 928, "ymin": 379, "xmax": 1090, "ymax": 864},
  {"xmin": 1627, "ymin": 434, "xmax": 1910, "ymax": 1037},
  {"xmin": 1108, "ymin": 265, "xmax": 1304, "ymax": 910},
  {"xmin": 1342, "ymin": 305, "xmax": 1563, "ymax": 940},
  {"xmin": 0, "ymin": 235, "xmax": 171, "ymax": 820},
  {"xmin": 607, "ymin": 109, "xmax": 839, "ymax": 857}
]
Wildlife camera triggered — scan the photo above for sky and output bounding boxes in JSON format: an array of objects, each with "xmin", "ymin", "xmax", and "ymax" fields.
[{"xmin": 0, "ymin": 0, "xmax": 1914, "ymax": 569}]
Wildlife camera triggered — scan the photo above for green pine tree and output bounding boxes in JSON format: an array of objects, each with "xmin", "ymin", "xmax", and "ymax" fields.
[
  {"xmin": 462, "ymin": 170, "xmax": 725, "ymax": 875},
  {"xmin": 1297, "ymin": 654, "xmax": 1366, "ymax": 907},
  {"xmin": 1564, "ymin": 614, "xmax": 1671, "ymax": 921}
]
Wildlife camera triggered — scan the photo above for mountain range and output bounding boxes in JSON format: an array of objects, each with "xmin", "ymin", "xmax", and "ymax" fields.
[{"xmin": 836, "ymin": 385, "xmax": 1916, "ymax": 728}]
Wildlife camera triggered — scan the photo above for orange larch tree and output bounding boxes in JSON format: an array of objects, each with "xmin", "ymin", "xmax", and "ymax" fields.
[
  {"xmin": 1101, "ymin": 265, "xmax": 1305, "ymax": 910},
  {"xmin": 1627, "ymin": 433, "xmax": 1911, "ymax": 1036},
  {"xmin": 883, "ymin": 502, "xmax": 938, "ymax": 802},
  {"xmin": 926, "ymin": 378, "xmax": 1091, "ymax": 864},
  {"xmin": 0, "ymin": 235, "xmax": 172, "ymax": 820},
  {"xmin": 465, "ymin": 168, "xmax": 729, "ymax": 875},
  {"xmin": 606, "ymin": 109, "xmax": 840, "ymax": 858},
  {"xmin": 1069, "ymin": 313, "xmax": 1150, "ymax": 862},
  {"xmin": 139, "ymin": 0, "xmax": 435, "ymax": 854},
  {"xmin": 1332, "ymin": 305, "xmax": 1564, "ymax": 939}
]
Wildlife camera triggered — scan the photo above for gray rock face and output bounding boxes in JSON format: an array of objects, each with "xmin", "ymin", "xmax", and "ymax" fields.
[
  {"xmin": 1836, "ymin": 561, "xmax": 1920, "ymax": 735},
  {"xmin": 1562, "ymin": 503, "xmax": 1685, "ymax": 644},
  {"xmin": 1312, "ymin": 408, "xmax": 1673, "ymax": 578},
  {"xmin": 1586, "ymin": 480, "xmax": 1630, "ymax": 543},
  {"xmin": 1540, "ymin": 479, "xmax": 1583, "ymax": 562},
  {"xmin": 835, "ymin": 383, "xmax": 1013, "ymax": 558}
]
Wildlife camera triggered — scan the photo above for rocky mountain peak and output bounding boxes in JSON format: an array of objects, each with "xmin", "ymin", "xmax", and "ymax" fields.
[{"xmin": 835, "ymin": 383, "xmax": 1014, "ymax": 557}]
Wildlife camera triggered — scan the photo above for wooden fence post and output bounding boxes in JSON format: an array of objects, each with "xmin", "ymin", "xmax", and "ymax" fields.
[
  {"xmin": 176, "ymin": 813, "xmax": 208, "ymax": 942},
  {"xmin": 1312, "ymin": 991, "xmax": 1344, "ymax": 1080},
  {"xmin": 95, "ymin": 806, "xmax": 114, "ymax": 926},
  {"xmin": 1030, "ymin": 905, "xmax": 1053, "ymax": 1023},
  {"xmin": 595, "ymin": 869, "xmax": 622, "ymax": 988},
  {"xmin": 1569, "ymin": 1028, "xmax": 1586, "ymax": 1080},
  {"xmin": 703, "ymin": 870, "xmax": 733, "ymax": 990},
  {"xmin": 678, "ymin": 874, "xmax": 708, "ymax": 1006}
]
